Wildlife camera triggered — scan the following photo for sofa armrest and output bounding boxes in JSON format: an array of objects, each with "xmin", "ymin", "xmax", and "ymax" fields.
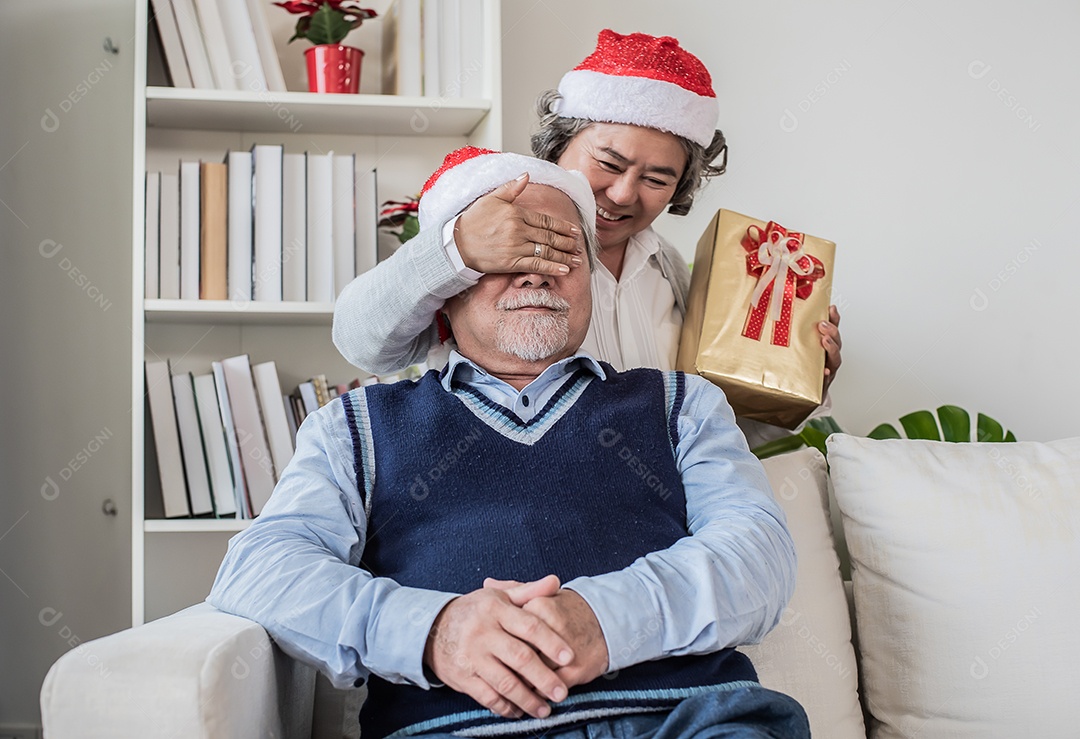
[{"xmin": 41, "ymin": 603, "xmax": 316, "ymax": 739}]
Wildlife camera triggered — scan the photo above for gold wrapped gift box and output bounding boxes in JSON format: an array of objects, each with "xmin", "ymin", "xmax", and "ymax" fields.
[{"xmin": 677, "ymin": 209, "xmax": 836, "ymax": 430}]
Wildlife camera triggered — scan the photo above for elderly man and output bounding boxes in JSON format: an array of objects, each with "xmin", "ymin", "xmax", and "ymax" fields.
[{"xmin": 208, "ymin": 148, "xmax": 807, "ymax": 739}]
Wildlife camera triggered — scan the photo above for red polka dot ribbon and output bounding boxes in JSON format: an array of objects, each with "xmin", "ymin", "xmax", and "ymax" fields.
[{"xmin": 741, "ymin": 222, "xmax": 826, "ymax": 347}]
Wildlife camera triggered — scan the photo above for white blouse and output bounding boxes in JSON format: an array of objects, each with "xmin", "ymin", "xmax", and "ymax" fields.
[{"xmin": 579, "ymin": 229, "xmax": 682, "ymax": 372}]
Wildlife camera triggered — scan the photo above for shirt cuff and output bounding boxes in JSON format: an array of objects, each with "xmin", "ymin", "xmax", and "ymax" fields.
[
  {"xmin": 563, "ymin": 574, "xmax": 665, "ymax": 673},
  {"xmin": 442, "ymin": 215, "xmax": 484, "ymax": 281},
  {"xmin": 363, "ymin": 584, "xmax": 458, "ymax": 688}
]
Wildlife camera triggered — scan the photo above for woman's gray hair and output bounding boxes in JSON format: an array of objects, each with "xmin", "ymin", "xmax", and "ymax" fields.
[{"xmin": 531, "ymin": 89, "xmax": 728, "ymax": 216}]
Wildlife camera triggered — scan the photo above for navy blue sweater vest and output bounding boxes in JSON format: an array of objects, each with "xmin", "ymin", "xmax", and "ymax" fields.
[{"xmin": 341, "ymin": 366, "xmax": 756, "ymax": 738}]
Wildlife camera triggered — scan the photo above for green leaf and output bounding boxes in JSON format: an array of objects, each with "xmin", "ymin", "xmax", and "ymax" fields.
[
  {"xmin": 1004, "ymin": 430, "xmax": 1017, "ymax": 442},
  {"xmin": 937, "ymin": 405, "xmax": 971, "ymax": 442},
  {"xmin": 797, "ymin": 426, "xmax": 830, "ymax": 457},
  {"xmin": 867, "ymin": 423, "xmax": 901, "ymax": 440},
  {"xmin": 976, "ymin": 413, "xmax": 1005, "ymax": 443},
  {"xmin": 398, "ymin": 214, "xmax": 419, "ymax": 244},
  {"xmin": 306, "ymin": 3, "xmax": 355, "ymax": 46},
  {"xmin": 751, "ymin": 435, "xmax": 807, "ymax": 460},
  {"xmin": 807, "ymin": 416, "xmax": 844, "ymax": 436},
  {"xmin": 899, "ymin": 410, "xmax": 941, "ymax": 440}
]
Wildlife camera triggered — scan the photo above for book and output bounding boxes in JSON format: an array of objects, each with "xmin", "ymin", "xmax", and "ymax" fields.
[
  {"xmin": 252, "ymin": 144, "xmax": 283, "ymax": 302},
  {"xmin": 251, "ymin": 361, "xmax": 294, "ymax": 481},
  {"xmin": 311, "ymin": 374, "xmax": 330, "ymax": 407},
  {"xmin": 145, "ymin": 361, "xmax": 191, "ymax": 518},
  {"xmin": 380, "ymin": 0, "xmax": 399, "ymax": 94},
  {"xmin": 459, "ymin": 0, "xmax": 485, "ymax": 98},
  {"xmin": 179, "ymin": 160, "xmax": 201, "ymax": 300},
  {"xmin": 149, "ymin": 0, "xmax": 193, "ymax": 88},
  {"xmin": 159, "ymin": 172, "xmax": 181, "ymax": 299},
  {"xmin": 171, "ymin": 372, "xmax": 215, "ymax": 515},
  {"xmin": 439, "ymin": 0, "xmax": 462, "ymax": 97},
  {"xmin": 212, "ymin": 360, "xmax": 250, "ymax": 518},
  {"xmin": 226, "ymin": 149, "xmax": 253, "ymax": 301},
  {"xmin": 306, "ymin": 152, "xmax": 334, "ymax": 302},
  {"xmin": 145, "ymin": 172, "xmax": 160, "ymax": 300},
  {"xmin": 192, "ymin": 372, "xmax": 238, "ymax": 516},
  {"xmin": 192, "ymin": 0, "xmax": 238, "ymax": 90},
  {"xmin": 215, "ymin": 0, "xmax": 269, "ymax": 93},
  {"xmin": 332, "ymin": 153, "xmax": 356, "ymax": 297},
  {"xmin": 282, "ymin": 152, "xmax": 307, "ymax": 302},
  {"xmin": 354, "ymin": 166, "xmax": 378, "ymax": 276},
  {"xmin": 296, "ymin": 381, "xmax": 319, "ymax": 416},
  {"xmin": 220, "ymin": 354, "xmax": 276, "ymax": 515},
  {"xmin": 421, "ymin": 0, "xmax": 440, "ymax": 97},
  {"xmin": 396, "ymin": 0, "xmax": 423, "ymax": 96},
  {"xmin": 283, "ymin": 393, "xmax": 298, "ymax": 440},
  {"xmin": 199, "ymin": 161, "xmax": 228, "ymax": 300},
  {"xmin": 170, "ymin": 0, "xmax": 216, "ymax": 88},
  {"xmin": 244, "ymin": 0, "xmax": 288, "ymax": 93}
]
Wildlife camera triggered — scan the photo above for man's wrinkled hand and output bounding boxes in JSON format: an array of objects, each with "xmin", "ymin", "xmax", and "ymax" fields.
[
  {"xmin": 484, "ymin": 576, "xmax": 609, "ymax": 689},
  {"xmin": 423, "ymin": 587, "xmax": 574, "ymax": 720}
]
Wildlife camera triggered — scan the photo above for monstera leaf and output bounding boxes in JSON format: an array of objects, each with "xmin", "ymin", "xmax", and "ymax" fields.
[{"xmin": 751, "ymin": 406, "xmax": 1015, "ymax": 460}]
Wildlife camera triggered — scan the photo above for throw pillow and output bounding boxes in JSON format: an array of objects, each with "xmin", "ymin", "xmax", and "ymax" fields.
[
  {"xmin": 827, "ymin": 434, "xmax": 1080, "ymax": 738},
  {"xmin": 748, "ymin": 447, "xmax": 865, "ymax": 739}
]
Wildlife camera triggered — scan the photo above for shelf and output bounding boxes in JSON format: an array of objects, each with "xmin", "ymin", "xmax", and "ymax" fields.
[
  {"xmin": 145, "ymin": 299, "xmax": 335, "ymax": 325},
  {"xmin": 145, "ymin": 519, "xmax": 253, "ymax": 533},
  {"xmin": 146, "ymin": 86, "xmax": 492, "ymax": 137}
]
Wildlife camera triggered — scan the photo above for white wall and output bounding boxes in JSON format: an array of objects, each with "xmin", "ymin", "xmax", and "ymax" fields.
[{"xmin": 502, "ymin": 0, "xmax": 1079, "ymax": 441}]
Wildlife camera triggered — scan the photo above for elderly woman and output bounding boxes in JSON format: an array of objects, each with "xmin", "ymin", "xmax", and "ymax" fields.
[{"xmin": 332, "ymin": 30, "xmax": 842, "ymax": 437}]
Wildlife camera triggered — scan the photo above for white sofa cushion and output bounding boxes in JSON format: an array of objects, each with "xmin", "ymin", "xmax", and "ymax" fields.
[
  {"xmin": 747, "ymin": 447, "xmax": 865, "ymax": 739},
  {"xmin": 827, "ymin": 434, "xmax": 1080, "ymax": 739},
  {"xmin": 40, "ymin": 603, "xmax": 316, "ymax": 739}
]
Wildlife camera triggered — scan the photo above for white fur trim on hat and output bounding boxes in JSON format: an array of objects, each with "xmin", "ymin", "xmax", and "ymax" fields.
[
  {"xmin": 556, "ymin": 69, "xmax": 719, "ymax": 147},
  {"xmin": 418, "ymin": 152, "xmax": 596, "ymax": 233}
]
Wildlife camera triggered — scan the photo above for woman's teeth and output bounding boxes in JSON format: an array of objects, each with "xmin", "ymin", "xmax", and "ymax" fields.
[{"xmin": 597, "ymin": 206, "xmax": 626, "ymax": 222}]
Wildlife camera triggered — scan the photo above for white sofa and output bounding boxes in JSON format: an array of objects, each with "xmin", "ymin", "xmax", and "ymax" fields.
[{"xmin": 41, "ymin": 435, "xmax": 1080, "ymax": 738}]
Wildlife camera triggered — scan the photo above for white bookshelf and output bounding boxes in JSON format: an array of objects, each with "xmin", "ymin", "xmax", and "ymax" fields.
[{"xmin": 133, "ymin": 0, "xmax": 503, "ymax": 624}]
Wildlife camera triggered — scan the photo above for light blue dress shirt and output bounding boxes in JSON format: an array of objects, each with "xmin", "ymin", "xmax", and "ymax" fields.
[{"xmin": 207, "ymin": 351, "xmax": 796, "ymax": 691}]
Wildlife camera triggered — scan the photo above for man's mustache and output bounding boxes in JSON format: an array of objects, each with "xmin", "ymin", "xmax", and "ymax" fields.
[{"xmin": 496, "ymin": 290, "xmax": 570, "ymax": 313}]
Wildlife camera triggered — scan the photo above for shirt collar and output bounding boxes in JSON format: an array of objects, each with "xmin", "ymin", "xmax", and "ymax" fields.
[{"xmin": 440, "ymin": 349, "xmax": 607, "ymax": 392}]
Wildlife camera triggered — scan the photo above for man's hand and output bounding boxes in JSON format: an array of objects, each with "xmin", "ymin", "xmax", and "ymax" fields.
[
  {"xmin": 819, "ymin": 304, "xmax": 842, "ymax": 394},
  {"xmin": 456, "ymin": 174, "xmax": 584, "ymax": 276},
  {"xmin": 484, "ymin": 577, "xmax": 610, "ymax": 689},
  {"xmin": 423, "ymin": 585, "xmax": 574, "ymax": 720}
]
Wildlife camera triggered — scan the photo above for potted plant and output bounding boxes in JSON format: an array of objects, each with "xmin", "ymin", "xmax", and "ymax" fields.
[{"xmin": 275, "ymin": 1, "xmax": 378, "ymax": 94}]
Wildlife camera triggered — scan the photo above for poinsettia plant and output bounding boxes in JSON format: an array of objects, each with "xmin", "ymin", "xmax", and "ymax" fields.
[
  {"xmin": 274, "ymin": 1, "xmax": 378, "ymax": 46},
  {"xmin": 378, "ymin": 198, "xmax": 420, "ymax": 245}
]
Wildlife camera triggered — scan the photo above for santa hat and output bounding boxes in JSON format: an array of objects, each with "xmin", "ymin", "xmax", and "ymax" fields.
[
  {"xmin": 554, "ymin": 29, "xmax": 719, "ymax": 148},
  {"xmin": 418, "ymin": 146, "xmax": 596, "ymax": 231}
]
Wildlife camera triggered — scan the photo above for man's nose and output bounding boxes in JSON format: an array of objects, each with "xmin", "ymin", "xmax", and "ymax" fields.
[{"xmin": 513, "ymin": 273, "xmax": 552, "ymax": 288}]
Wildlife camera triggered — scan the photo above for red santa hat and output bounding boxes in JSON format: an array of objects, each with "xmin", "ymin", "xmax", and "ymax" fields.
[
  {"xmin": 418, "ymin": 146, "xmax": 596, "ymax": 231},
  {"xmin": 554, "ymin": 29, "xmax": 719, "ymax": 148}
]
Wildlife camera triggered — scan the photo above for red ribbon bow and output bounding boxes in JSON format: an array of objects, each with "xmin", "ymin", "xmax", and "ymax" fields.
[{"xmin": 741, "ymin": 221, "xmax": 826, "ymax": 347}]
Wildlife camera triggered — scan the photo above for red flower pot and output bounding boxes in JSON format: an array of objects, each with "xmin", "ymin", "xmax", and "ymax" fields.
[{"xmin": 305, "ymin": 44, "xmax": 364, "ymax": 94}]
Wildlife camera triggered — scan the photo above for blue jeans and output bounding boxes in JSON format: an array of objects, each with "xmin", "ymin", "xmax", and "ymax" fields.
[{"xmin": 418, "ymin": 685, "xmax": 810, "ymax": 739}]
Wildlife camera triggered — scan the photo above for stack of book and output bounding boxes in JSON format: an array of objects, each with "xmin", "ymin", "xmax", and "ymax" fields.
[
  {"xmin": 150, "ymin": 0, "xmax": 287, "ymax": 92},
  {"xmin": 146, "ymin": 356, "xmax": 430, "ymax": 519},
  {"xmin": 145, "ymin": 147, "xmax": 378, "ymax": 302},
  {"xmin": 383, "ymin": 0, "xmax": 486, "ymax": 98}
]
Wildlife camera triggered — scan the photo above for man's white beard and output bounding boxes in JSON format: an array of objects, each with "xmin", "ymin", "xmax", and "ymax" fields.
[{"xmin": 494, "ymin": 291, "xmax": 571, "ymax": 362}]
